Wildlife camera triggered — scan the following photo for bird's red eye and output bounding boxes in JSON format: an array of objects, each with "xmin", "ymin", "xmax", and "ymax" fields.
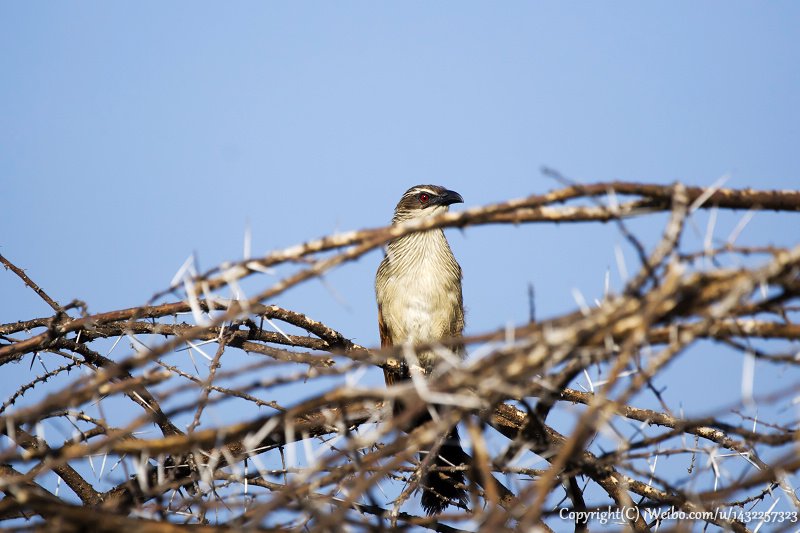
[{"xmin": 419, "ymin": 193, "xmax": 430, "ymax": 204}]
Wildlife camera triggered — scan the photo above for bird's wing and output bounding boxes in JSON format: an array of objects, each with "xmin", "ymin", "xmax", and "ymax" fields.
[
  {"xmin": 452, "ymin": 282, "xmax": 466, "ymax": 356},
  {"xmin": 378, "ymin": 304, "xmax": 395, "ymax": 385},
  {"xmin": 379, "ymin": 304, "xmax": 407, "ymax": 386},
  {"xmin": 378, "ymin": 304, "xmax": 391, "ymax": 349}
]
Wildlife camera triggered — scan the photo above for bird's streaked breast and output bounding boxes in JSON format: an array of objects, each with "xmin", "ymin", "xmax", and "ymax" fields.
[{"xmin": 375, "ymin": 229, "xmax": 463, "ymax": 367}]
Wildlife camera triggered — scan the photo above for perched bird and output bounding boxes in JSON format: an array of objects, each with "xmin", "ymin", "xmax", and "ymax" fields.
[{"xmin": 375, "ymin": 184, "xmax": 468, "ymax": 515}]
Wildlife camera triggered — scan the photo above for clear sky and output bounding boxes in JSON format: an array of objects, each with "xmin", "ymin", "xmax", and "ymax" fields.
[
  {"xmin": 2, "ymin": 3, "xmax": 799, "ymax": 528},
  {"xmin": 3, "ymin": 1, "xmax": 798, "ymax": 331}
]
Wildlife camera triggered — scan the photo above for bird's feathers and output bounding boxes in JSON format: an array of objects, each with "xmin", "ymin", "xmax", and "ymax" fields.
[{"xmin": 375, "ymin": 184, "xmax": 468, "ymax": 515}]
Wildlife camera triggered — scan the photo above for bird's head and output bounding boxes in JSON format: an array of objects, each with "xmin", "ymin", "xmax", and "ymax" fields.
[{"xmin": 391, "ymin": 184, "xmax": 463, "ymax": 223}]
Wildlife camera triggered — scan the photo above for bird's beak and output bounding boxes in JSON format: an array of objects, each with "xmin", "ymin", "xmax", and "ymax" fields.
[{"xmin": 437, "ymin": 189, "xmax": 464, "ymax": 206}]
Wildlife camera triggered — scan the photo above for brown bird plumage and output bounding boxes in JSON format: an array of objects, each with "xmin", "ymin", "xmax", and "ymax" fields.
[{"xmin": 375, "ymin": 184, "xmax": 468, "ymax": 515}]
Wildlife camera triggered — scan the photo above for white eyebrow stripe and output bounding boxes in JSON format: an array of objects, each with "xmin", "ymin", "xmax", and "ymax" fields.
[{"xmin": 404, "ymin": 187, "xmax": 439, "ymax": 199}]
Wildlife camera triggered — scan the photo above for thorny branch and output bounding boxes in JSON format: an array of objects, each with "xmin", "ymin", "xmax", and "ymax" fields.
[{"xmin": 1, "ymin": 181, "xmax": 799, "ymax": 532}]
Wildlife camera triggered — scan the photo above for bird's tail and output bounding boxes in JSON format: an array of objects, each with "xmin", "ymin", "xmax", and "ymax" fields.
[{"xmin": 419, "ymin": 426, "xmax": 468, "ymax": 516}]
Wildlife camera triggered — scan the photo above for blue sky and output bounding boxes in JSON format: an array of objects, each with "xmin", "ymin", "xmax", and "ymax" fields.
[
  {"xmin": 2, "ymin": 3, "xmax": 799, "ymax": 528},
  {"xmin": 3, "ymin": 3, "xmax": 798, "ymax": 325}
]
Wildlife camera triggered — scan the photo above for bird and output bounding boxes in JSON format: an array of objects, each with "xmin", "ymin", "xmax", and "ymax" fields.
[{"xmin": 375, "ymin": 184, "xmax": 468, "ymax": 515}]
